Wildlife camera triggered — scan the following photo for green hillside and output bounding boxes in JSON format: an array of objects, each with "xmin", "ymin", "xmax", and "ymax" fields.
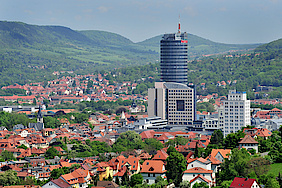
[
  {"xmin": 0, "ymin": 21, "xmax": 262, "ymax": 86},
  {"xmin": 109, "ymin": 38, "xmax": 282, "ymax": 98},
  {"xmin": 138, "ymin": 34, "xmax": 261, "ymax": 57}
]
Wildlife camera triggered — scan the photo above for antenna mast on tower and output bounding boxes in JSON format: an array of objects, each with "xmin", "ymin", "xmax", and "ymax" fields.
[{"xmin": 178, "ymin": 14, "xmax": 181, "ymax": 33}]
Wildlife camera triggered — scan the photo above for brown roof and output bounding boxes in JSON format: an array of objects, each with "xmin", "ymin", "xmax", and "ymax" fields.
[
  {"xmin": 239, "ymin": 135, "xmax": 258, "ymax": 144},
  {"xmin": 97, "ymin": 181, "xmax": 119, "ymax": 188},
  {"xmin": 51, "ymin": 179, "xmax": 71, "ymax": 188}
]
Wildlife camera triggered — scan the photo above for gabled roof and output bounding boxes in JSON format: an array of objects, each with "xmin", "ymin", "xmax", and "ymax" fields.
[
  {"xmin": 256, "ymin": 128, "xmax": 272, "ymax": 137},
  {"xmin": 97, "ymin": 181, "xmax": 119, "ymax": 188},
  {"xmin": 190, "ymin": 174, "xmax": 211, "ymax": 183},
  {"xmin": 239, "ymin": 135, "xmax": 258, "ymax": 144},
  {"xmin": 152, "ymin": 150, "xmax": 168, "ymax": 161},
  {"xmin": 51, "ymin": 178, "xmax": 71, "ymax": 188},
  {"xmin": 230, "ymin": 177, "xmax": 259, "ymax": 188},
  {"xmin": 141, "ymin": 160, "xmax": 166, "ymax": 174},
  {"xmin": 210, "ymin": 149, "xmax": 231, "ymax": 159},
  {"xmin": 205, "ymin": 154, "xmax": 222, "ymax": 165}
]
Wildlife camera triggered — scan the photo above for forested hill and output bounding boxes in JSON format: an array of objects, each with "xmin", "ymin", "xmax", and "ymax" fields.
[
  {"xmin": 255, "ymin": 38, "xmax": 282, "ymax": 52},
  {"xmin": 0, "ymin": 21, "xmax": 261, "ymax": 86},
  {"xmin": 108, "ymin": 38, "xmax": 282, "ymax": 98},
  {"xmin": 137, "ymin": 34, "xmax": 261, "ymax": 57}
]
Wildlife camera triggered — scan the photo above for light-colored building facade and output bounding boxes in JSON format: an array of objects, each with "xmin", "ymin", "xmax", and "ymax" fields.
[
  {"xmin": 219, "ymin": 90, "xmax": 251, "ymax": 136},
  {"xmin": 148, "ymin": 82, "xmax": 195, "ymax": 125}
]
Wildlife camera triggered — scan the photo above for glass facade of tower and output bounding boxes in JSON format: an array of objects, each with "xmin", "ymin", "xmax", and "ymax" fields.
[{"xmin": 160, "ymin": 32, "xmax": 188, "ymax": 84}]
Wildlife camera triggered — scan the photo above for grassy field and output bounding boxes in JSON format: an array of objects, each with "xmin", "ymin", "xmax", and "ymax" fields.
[{"xmin": 268, "ymin": 163, "xmax": 282, "ymax": 176}]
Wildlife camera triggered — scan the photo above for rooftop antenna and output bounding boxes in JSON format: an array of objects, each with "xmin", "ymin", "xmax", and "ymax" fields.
[{"xmin": 178, "ymin": 14, "xmax": 181, "ymax": 33}]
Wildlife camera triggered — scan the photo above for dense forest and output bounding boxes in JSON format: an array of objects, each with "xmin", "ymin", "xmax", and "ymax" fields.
[{"xmin": 0, "ymin": 21, "xmax": 260, "ymax": 87}]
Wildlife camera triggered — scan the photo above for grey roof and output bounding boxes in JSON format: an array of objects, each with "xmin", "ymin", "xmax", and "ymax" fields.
[
  {"xmin": 29, "ymin": 123, "xmax": 44, "ymax": 131},
  {"xmin": 164, "ymin": 82, "xmax": 192, "ymax": 89},
  {"xmin": 13, "ymin": 124, "xmax": 26, "ymax": 131}
]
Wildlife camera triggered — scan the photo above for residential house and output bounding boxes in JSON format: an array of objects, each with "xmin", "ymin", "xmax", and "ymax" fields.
[
  {"xmin": 187, "ymin": 158, "xmax": 211, "ymax": 170},
  {"xmin": 183, "ymin": 167, "xmax": 214, "ymax": 188},
  {"xmin": 210, "ymin": 149, "xmax": 231, "ymax": 163},
  {"xmin": 42, "ymin": 178, "xmax": 71, "ymax": 188},
  {"xmin": 152, "ymin": 150, "xmax": 168, "ymax": 162},
  {"xmin": 205, "ymin": 154, "xmax": 222, "ymax": 173},
  {"xmin": 140, "ymin": 160, "xmax": 166, "ymax": 185},
  {"xmin": 238, "ymin": 135, "xmax": 259, "ymax": 153},
  {"xmin": 95, "ymin": 162, "xmax": 113, "ymax": 181},
  {"xmin": 60, "ymin": 168, "xmax": 91, "ymax": 188}
]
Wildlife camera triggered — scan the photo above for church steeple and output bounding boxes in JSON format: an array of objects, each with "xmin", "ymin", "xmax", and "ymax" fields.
[{"xmin": 37, "ymin": 105, "xmax": 43, "ymax": 124}]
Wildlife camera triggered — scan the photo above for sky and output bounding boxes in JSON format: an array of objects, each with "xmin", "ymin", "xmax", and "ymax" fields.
[{"xmin": 1, "ymin": 0, "xmax": 282, "ymax": 44}]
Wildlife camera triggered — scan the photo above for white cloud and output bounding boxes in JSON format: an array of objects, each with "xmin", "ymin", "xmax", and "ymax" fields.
[{"xmin": 98, "ymin": 6, "xmax": 111, "ymax": 13}]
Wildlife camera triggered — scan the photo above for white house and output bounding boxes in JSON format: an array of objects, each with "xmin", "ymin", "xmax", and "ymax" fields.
[
  {"xmin": 187, "ymin": 158, "xmax": 211, "ymax": 170},
  {"xmin": 141, "ymin": 160, "xmax": 166, "ymax": 185},
  {"xmin": 183, "ymin": 167, "xmax": 215, "ymax": 187}
]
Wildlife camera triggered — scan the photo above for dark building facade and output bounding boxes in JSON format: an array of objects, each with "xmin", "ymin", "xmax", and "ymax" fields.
[{"xmin": 160, "ymin": 32, "xmax": 188, "ymax": 84}]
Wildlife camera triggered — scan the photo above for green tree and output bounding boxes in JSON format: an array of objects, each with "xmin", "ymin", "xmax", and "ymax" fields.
[
  {"xmin": 115, "ymin": 176, "xmax": 120, "ymax": 185},
  {"xmin": 265, "ymin": 173, "xmax": 280, "ymax": 188},
  {"xmin": 210, "ymin": 130, "xmax": 224, "ymax": 146},
  {"xmin": 130, "ymin": 173, "xmax": 143, "ymax": 187},
  {"xmin": 223, "ymin": 131, "xmax": 245, "ymax": 149},
  {"xmin": 220, "ymin": 180, "xmax": 233, "ymax": 188},
  {"xmin": 0, "ymin": 170, "xmax": 19, "ymax": 186},
  {"xmin": 192, "ymin": 182, "xmax": 209, "ymax": 188},
  {"xmin": 17, "ymin": 144, "xmax": 28, "ymax": 150},
  {"xmin": 1, "ymin": 150, "xmax": 15, "ymax": 161},
  {"xmin": 165, "ymin": 149, "xmax": 186, "ymax": 187},
  {"xmin": 179, "ymin": 181, "xmax": 190, "ymax": 188},
  {"xmin": 50, "ymin": 167, "xmax": 70, "ymax": 179},
  {"xmin": 218, "ymin": 148, "xmax": 251, "ymax": 184},
  {"xmin": 112, "ymin": 131, "xmax": 144, "ymax": 152},
  {"xmin": 144, "ymin": 138, "xmax": 163, "ymax": 155},
  {"xmin": 43, "ymin": 116, "xmax": 61, "ymax": 128},
  {"xmin": 45, "ymin": 146, "xmax": 59, "ymax": 159},
  {"xmin": 121, "ymin": 169, "xmax": 129, "ymax": 186},
  {"xmin": 70, "ymin": 164, "xmax": 81, "ymax": 172},
  {"xmin": 246, "ymin": 157, "xmax": 271, "ymax": 178}
]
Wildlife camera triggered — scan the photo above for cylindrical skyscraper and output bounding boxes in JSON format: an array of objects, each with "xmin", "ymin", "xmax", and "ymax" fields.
[{"xmin": 160, "ymin": 29, "xmax": 188, "ymax": 84}]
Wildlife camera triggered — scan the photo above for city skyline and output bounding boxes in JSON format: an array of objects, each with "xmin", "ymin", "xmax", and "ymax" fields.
[{"xmin": 1, "ymin": 0, "xmax": 282, "ymax": 44}]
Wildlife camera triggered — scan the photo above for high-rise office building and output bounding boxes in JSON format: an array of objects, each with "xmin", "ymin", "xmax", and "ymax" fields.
[
  {"xmin": 148, "ymin": 20, "xmax": 195, "ymax": 126},
  {"xmin": 160, "ymin": 21, "xmax": 188, "ymax": 84},
  {"xmin": 148, "ymin": 82, "xmax": 195, "ymax": 125},
  {"xmin": 218, "ymin": 90, "xmax": 251, "ymax": 137}
]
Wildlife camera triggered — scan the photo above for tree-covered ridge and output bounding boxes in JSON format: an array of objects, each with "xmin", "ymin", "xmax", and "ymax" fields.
[
  {"xmin": 189, "ymin": 45, "xmax": 282, "ymax": 97},
  {"xmin": 137, "ymin": 33, "xmax": 261, "ymax": 57},
  {"xmin": 0, "ymin": 21, "xmax": 261, "ymax": 87},
  {"xmin": 255, "ymin": 38, "xmax": 282, "ymax": 52}
]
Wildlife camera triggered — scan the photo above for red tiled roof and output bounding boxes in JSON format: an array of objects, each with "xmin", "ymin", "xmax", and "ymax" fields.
[
  {"xmin": 210, "ymin": 149, "xmax": 231, "ymax": 159},
  {"xmin": 141, "ymin": 160, "xmax": 166, "ymax": 174},
  {"xmin": 152, "ymin": 150, "xmax": 168, "ymax": 161},
  {"xmin": 190, "ymin": 174, "xmax": 211, "ymax": 184},
  {"xmin": 184, "ymin": 167, "xmax": 213, "ymax": 174},
  {"xmin": 239, "ymin": 135, "xmax": 258, "ymax": 144},
  {"xmin": 230, "ymin": 177, "xmax": 258, "ymax": 188}
]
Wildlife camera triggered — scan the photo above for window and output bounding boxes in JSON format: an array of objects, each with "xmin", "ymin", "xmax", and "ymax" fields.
[{"xmin": 177, "ymin": 100, "xmax": 185, "ymax": 111}]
